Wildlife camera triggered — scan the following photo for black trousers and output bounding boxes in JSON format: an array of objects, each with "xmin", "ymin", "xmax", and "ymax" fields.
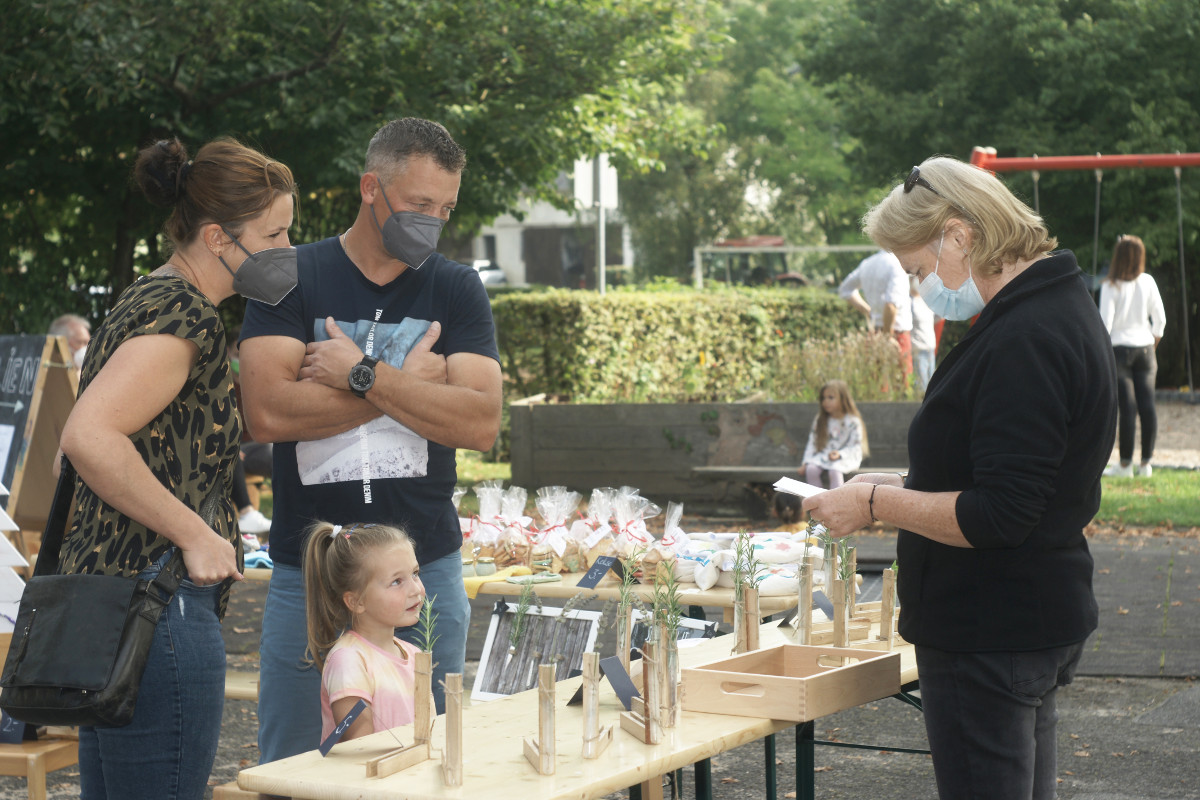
[{"xmin": 1113, "ymin": 344, "xmax": 1157, "ymax": 463}]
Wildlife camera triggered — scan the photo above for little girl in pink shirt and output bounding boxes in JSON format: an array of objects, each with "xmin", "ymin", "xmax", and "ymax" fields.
[{"xmin": 303, "ymin": 521, "xmax": 427, "ymax": 741}]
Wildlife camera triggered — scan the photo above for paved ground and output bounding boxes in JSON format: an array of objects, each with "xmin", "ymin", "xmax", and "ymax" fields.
[{"xmin": 3, "ymin": 528, "xmax": 1196, "ymax": 799}]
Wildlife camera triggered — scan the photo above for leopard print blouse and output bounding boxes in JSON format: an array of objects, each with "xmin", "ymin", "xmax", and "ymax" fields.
[{"xmin": 59, "ymin": 273, "xmax": 243, "ymax": 617}]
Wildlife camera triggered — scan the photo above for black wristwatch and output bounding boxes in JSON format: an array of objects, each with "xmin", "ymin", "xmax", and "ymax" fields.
[{"xmin": 348, "ymin": 355, "xmax": 379, "ymax": 398}]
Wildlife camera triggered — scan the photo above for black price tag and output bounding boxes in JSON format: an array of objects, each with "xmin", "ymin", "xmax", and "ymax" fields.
[
  {"xmin": 599, "ymin": 655, "xmax": 641, "ymax": 711},
  {"xmin": 813, "ymin": 590, "xmax": 834, "ymax": 620},
  {"xmin": 577, "ymin": 555, "xmax": 617, "ymax": 589}
]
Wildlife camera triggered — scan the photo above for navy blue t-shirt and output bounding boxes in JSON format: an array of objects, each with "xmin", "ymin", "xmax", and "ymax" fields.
[{"xmin": 240, "ymin": 236, "xmax": 499, "ymax": 568}]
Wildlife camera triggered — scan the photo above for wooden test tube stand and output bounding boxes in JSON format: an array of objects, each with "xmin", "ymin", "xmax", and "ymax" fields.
[
  {"xmin": 365, "ymin": 651, "xmax": 433, "ymax": 779},
  {"xmin": 796, "ymin": 554, "xmax": 815, "ymax": 645},
  {"xmin": 582, "ymin": 652, "xmax": 614, "ymax": 758},
  {"xmin": 620, "ymin": 640, "xmax": 662, "ymax": 745},
  {"xmin": 879, "ymin": 568, "xmax": 897, "ymax": 649},
  {"xmin": 523, "ymin": 663, "xmax": 557, "ymax": 774},
  {"xmin": 442, "ymin": 673, "xmax": 463, "ymax": 786}
]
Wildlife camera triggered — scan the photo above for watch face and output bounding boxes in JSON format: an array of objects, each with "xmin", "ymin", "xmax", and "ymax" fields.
[{"xmin": 349, "ymin": 363, "xmax": 375, "ymax": 393}]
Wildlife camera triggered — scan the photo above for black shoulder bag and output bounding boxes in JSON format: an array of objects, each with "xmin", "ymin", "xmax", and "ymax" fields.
[{"xmin": 0, "ymin": 459, "xmax": 188, "ymax": 727}]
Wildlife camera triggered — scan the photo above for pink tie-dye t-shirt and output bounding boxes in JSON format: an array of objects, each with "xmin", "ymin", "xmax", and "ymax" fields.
[{"xmin": 320, "ymin": 630, "xmax": 417, "ymax": 739}]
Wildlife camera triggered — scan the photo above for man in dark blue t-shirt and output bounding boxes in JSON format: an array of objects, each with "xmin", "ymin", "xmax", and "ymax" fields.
[{"xmin": 239, "ymin": 118, "xmax": 502, "ymax": 764}]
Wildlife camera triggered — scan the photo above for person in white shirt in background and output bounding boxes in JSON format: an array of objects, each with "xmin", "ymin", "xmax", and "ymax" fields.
[
  {"xmin": 839, "ymin": 250, "xmax": 914, "ymax": 382},
  {"xmin": 909, "ymin": 274, "xmax": 938, "ymax": 392},
  {"xmin": 1099, "ymin": 234, "xmax": 1167, "ymax": 478}
]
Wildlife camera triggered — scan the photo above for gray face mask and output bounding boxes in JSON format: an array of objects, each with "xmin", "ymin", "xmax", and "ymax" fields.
[
  {"xmin": 218, "ymin": 228, "xmax": 298, "ymax": 306},
  {"xmin": 371, "ymin": 185, "xmax": 445, "ymax": 270}
]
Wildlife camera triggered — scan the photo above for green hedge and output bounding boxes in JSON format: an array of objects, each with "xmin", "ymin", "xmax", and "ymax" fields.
[{"xmin": 491, "ymin": 286, "xmax": 860, "ymax": 404}]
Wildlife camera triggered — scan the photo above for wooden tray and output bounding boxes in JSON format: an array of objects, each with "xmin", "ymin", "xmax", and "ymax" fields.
[{"xmin": 680, "ymin": 644, "xmax": 900, "ymax": 722}]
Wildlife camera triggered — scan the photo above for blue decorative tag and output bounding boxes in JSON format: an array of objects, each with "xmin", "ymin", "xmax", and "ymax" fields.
[{"xmin": 320, "ymin": 698, "xmax": 368, "ymax": 756}]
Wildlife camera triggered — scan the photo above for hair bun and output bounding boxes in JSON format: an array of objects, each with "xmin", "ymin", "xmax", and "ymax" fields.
[{"xmin": 133, "ymin": 138, "xmax": 191, "ymax": 208}]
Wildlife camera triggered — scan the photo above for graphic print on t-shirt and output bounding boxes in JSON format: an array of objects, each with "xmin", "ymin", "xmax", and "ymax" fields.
[{"xmin": 296, "ymin": 314, "xmax": 432, "ymax": 498}]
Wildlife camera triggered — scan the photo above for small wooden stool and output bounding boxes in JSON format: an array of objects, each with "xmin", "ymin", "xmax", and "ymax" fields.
[{"xmin": 0, "ymin": 737, "xmax": 79, "ymax": 800}]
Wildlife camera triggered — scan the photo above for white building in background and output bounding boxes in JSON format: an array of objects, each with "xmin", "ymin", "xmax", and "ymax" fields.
[{"xmin": 470, "ymin": 159, "xmax": 633, "ymax": 289}]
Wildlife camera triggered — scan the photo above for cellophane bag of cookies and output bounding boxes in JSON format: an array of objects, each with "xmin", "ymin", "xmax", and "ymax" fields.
[
  {"xmin": 495, "ymin": 485, "xmax": 534, "ymax": 569},
  {"xmin": 577, "ymin": 487, "xmax": 618, "ymax": 568},
  {"xmin": 612, "ymin": 485, "xmax": 661, "ymax": 560},
  {"xmin": 470, "ymin": 480, "xmax": 505, "ymax": 559},
  {"xmin": 535, "ymin": 485, "xmax": 582, "ymax": 573},
  {"xmin": 641, "ymin": 501, "xmax": 689, "ymax": 583}
]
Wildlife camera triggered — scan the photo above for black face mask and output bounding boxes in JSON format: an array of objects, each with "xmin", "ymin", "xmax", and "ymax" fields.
[
  {"xmin": 218, "ymin": 228, "xmax": 298, "ymax": 305},
  {"xmin": 371, "ymin": 186, "xmax": 445, "ymax": 269}
]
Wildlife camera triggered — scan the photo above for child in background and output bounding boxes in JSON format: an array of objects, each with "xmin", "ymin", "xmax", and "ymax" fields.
[
  {"xmin": 800, "ymin": 380, "xmax": 869, "ymax": 489},
  {"xmin": 304, "ymin": 521, "xmax": 426, "ymax": 742}
]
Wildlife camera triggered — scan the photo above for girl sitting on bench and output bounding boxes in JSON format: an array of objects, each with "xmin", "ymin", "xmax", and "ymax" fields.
[
  {"xmin": 800, "ymin": 380, "xmax": 869, "ymax": 489},
  {"xmin": 304, "ymin": 521, "xmax": 428, "ymax": 742}
]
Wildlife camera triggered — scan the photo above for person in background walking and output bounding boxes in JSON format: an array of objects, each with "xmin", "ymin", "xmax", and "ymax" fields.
[
  {"xmin": 839, "ymin": 249, "xmax": 914, "ymax": 382},
  {"xmin": 909, "ymin": 274, "xmax": 938, "ymax": 392},
  {"xmin": 1099, "ymin": 234, "xmax": 1166, "ymax": 478}
]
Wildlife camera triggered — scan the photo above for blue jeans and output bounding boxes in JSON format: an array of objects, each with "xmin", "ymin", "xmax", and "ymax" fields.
[
  {"xmin": 257, "ymin": 549, "xmax": 470, "ymax": 764},
  {"xmin": 916, "ymin": 642, "xmax": 1084, "ymax": 800},
  {"xmin": 79, "ymin": 556, "xmax": 225, "ymax": 800}
]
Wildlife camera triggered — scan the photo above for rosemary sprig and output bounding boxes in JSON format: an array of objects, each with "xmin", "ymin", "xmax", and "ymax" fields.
[
  {"xmin": 652, "ymin": 562, "xmax": 683, "ymax": 645},
  {"xmin": 416, "ymin": 594, "xmax": 440, "ymax": 654},
  {"xmin": 731, "ymin": 531, "xmax": 760, "ymax": 603}
]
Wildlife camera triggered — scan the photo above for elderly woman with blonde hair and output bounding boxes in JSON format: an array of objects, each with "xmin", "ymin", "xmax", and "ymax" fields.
[{"xmin": 803, "ymin": 156, "xmax": 1117, "ymax": 799}]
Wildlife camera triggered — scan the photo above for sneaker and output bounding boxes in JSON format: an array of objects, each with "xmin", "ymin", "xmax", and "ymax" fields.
[
  {"xmin": 1103, "ymin": 463, "xmax": 1134, "ymax": 478},
  {"xmin": 241, "ymin": 533, "xmax": 262, "ymax": 552},
  {"xmin": 1138, "ymin": 462, "xmax": 1153, "ymax": 478},
  {"xmin": 238, "ymin": 508, "xmax": 272, "ymax": 534}
]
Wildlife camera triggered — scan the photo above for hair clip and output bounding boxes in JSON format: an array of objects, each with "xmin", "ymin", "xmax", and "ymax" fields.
[{"xmin": 330, "ymin": 524, "xmax": 343, "ymax": 539}]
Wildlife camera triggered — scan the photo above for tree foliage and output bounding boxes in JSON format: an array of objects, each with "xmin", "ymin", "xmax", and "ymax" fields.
[
  {"xmin": 797, "ymin": 0, "xmax": 1200, "ymax": 385},
  {"xmin": 621, "ymin": 0, "xmax": 868, "ymax": 281},
  {"xmin": 1, "ymin": 0, "xmax": 718, "ymax": 333}
]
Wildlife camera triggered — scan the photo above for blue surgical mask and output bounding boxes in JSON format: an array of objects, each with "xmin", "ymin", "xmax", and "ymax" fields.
[
  {"xmin": 371, "ymin": 184, "xmax": 445, "ymax": 270},
  {"xmin": 918, "ymin": 230, "xmax": 985, "ymax": 321}
]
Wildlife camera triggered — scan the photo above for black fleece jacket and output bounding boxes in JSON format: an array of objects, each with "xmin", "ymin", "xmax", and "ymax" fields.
[{"xmin": 898, "ymin": 251, "xmax": 1117, "ymax": 652}]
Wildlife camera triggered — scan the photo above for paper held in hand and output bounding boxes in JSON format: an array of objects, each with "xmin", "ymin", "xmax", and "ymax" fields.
[{"xmin": 772, "ymin": 477, "xmax": 827, "ymax": 499}]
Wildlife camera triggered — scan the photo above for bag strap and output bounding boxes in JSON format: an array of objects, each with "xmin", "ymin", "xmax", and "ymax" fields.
[{"xmin": 31, "ymin": 455, "xmax": 77, "ymax": 578}]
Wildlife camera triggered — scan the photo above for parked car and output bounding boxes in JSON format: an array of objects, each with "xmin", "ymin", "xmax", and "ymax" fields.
[{"xmin": 472, "ymin": 259, "xmax": 508, "ymax": 286}]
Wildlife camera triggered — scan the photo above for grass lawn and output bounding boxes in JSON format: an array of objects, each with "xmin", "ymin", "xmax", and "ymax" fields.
[
  {"xmin": 1096, "ymin": 469, "xmax": 1200, "ymax": 529},
  {"xmin": 265, "ymin": 454, "xmax": 1199, "ymax": 530}
]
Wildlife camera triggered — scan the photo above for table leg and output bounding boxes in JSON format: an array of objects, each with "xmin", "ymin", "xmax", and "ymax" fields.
[
  {"xmin": 694, "ymin": 757, "xmax": 713, "ymax": 800},
  {"xmin": 764, "ymin": 734, "xmax": 776, "ymax": 799},
  {"xmin": 796, "ymin": 721, "xmax": 815, "ymax": 800},
  {"xmin": 635, "ymin": 777, "xmax": 664, "ymax": 800}
]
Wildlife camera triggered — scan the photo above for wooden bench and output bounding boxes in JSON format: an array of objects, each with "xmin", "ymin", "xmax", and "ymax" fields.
[{"xmin": 691, "ymin": 464, "xmax": 907, "ymax": 520}]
